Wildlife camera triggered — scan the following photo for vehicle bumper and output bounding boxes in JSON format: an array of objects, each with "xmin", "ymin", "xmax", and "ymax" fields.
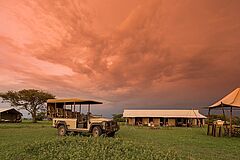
[{"xmin": 104, "ymin": 125, "xmax": 120, "ymax": 133}]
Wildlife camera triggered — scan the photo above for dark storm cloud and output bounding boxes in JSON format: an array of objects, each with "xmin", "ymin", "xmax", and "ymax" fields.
[{"xmin": 1, "ymin": 0, "xmax": 240, "ymax": 112}]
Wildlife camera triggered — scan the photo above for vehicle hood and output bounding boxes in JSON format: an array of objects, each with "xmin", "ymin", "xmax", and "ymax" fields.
[{"xmin": 90, "ymin": 117, "xmax": 112, "ymax": 123}]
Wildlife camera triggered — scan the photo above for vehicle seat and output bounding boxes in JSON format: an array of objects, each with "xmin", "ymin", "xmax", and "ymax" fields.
[{"xmin": 77, "ymin": 114, "xmax": 87, "ymax": 128}]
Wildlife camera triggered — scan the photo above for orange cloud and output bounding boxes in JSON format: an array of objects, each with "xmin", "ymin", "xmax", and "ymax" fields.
[{"xmin": 1, "ymin": 0, "xmax": 240, "ymax": 116}]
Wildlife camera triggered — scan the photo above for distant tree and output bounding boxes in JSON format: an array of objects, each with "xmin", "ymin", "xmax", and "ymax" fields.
[
  {"xmin": 233, "ymin": 116, "xmax": 240, "ymax": 125},
  {"xmin": 0, "ymin": 89, "xmax": 55, "ymax": 123},
  {"xmin": 112, "ymin": 113, "xmax": 125, "ymax": 122},
  {"xmin": 36, "ymin": 111, "xmax": 47, "ymax": 121}
]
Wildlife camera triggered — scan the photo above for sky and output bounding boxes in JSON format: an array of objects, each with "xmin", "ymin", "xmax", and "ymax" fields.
[{"xmin": 0, "ymin": 0, "xmax": 240, "ymax": 117}]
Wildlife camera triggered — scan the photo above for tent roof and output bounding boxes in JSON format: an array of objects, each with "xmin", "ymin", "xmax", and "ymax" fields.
[
  {"xmin": 0, "ymin": 108, "xmax": 22, "ymax": 115},
  {"xmin": 47, "ymin": 98, "xmax": 102, "ymax": 104},
  {"xmin": 209, "ymin": 88, "xmax": 240, "ymax": 108},
  {"xmin": 123, "ymin": 109, "xmax": 206, "ymax": 118}
]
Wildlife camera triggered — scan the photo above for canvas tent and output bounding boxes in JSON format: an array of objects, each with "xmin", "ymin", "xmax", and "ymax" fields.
[
  {"xmin": 208, "ymin": 88, "xmax": 240, "ymax": 137},
  {"xmin": 209, "ymin": 88, "xmax": 240, "ymax": 108},
  {"xmin": 123, "ymin": 109, "xmax": 206, "ymax": 126},
  {"xmin": 0, "ymin": 108, "xmax": 22, "ymax": 123}
]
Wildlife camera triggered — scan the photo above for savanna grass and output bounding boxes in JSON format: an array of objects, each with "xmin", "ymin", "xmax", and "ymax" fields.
[
  {"xmin": 1, "ymin": 121, "xmax": 240, "ymax": 160},
  {"xmin": 10, "ymin": 136, "xmax": 180, "ymax": 160}
]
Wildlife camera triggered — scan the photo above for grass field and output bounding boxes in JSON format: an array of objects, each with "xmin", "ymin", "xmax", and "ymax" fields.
[{"xmin": 0, "ymin": 121, "xmax": 240, "ymax": 160}]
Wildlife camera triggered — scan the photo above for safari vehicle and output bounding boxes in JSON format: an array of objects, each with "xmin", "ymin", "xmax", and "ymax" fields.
[{"xmin": 47, "ymin": 98, "xmax": 119, "ymax": 137}]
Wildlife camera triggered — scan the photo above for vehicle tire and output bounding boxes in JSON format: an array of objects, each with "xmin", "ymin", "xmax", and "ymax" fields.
[
  {"xmin": 92, "ymin": 126, "xmax": 102, "ymax": 137},
  {"xmin": 58, "ymin": 125, "xmax": 66, "ymax": 136},
  {"xmin": 107, "ymin": 132, "xmax": 115, "ymax": 137}
]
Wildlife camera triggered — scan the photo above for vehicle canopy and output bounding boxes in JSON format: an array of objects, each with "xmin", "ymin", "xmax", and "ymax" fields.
[
  {"xmin": 47, "ymin": 98, "xmax": 102, "ymax": 119},
  {"xmin": 47, "ymin": 98, "xmax": 102, "ymax": 104}
]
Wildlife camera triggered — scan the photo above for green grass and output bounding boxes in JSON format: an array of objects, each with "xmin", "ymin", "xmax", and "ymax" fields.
[{"xmin": 0, "ymin": 121, "xmax": 240, "ymax": 160}]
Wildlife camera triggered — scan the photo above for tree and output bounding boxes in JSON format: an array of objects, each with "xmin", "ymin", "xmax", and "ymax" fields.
[
  {"xmin": 233, "ymin": 116, "xmax": 240, "ymax": 125},
  {"xmin": 0, "ymin": 89, "xmax": 55, "ymax": 123},
  {"xmin": 36, "ymin": 111, "xmax": 47, "ymax": 121},
  {"xmin": 112, "ymin": 113, "xmax": 125, "ymax": 122}
]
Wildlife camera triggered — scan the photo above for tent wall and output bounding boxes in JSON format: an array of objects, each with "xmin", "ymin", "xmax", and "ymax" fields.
[
  {"xmin": 125, "ymin": 117, "xmax": 205, "ymax": 127},
  {"xmin": 126, "ymin": 117, "xmax": 135, "ymax": 125},
  {"xmin": 153, "ymin": 118, "xmax": 160, "ymax": 125},
  {"xmin": 142, "ymin": 118, "xmax": 148, "ymax": 125},
  {"xmin": 168, "ymin": 119, "xmax": 176, "ymax": 126},
  {"xmin": 0, "ymin": 112, "xmax": 21, "ymax": 122},
  {"xmin": 193, "ymin": 119, "xmax": 197, "ymax": 125}
]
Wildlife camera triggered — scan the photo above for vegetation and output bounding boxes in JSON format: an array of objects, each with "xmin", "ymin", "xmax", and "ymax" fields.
[
  {"xmin": 207, "ymin": 114, "xmax": 240, "ymax": 125},
  {"xmin": 36, "ymin": 111, "xmax": 47, "ymax": 121},
  {"xmin": 112, "ymin": 113, "xmax": 125, "ymax": 122},
  {"xmin": 232, "ymin": 116, "xmax": 240, "ymax": 125},
  {"xmin": 0, "ymin": 121, "xmax": 240, "ymax": 160},
  {"xmin": 11, "ymin": 137, "xmax": 179, "ymax": 160},
  {"xmin": 0, "ymin": 89, "xmax": 55, "ymax": 122}
]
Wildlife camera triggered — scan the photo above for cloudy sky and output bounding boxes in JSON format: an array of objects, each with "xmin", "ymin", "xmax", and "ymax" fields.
[{"xmin": 0, "ymin": 0, "xmax": 240, "ymax": 116}]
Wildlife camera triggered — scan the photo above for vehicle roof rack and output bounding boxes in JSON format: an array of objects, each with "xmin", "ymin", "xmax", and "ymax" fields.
[{"xmin": 47, "ymin": 98, "xmax": 102, "ymax": 104}]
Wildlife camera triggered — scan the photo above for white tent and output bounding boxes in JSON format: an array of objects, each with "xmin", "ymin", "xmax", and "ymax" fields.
[
  {"xmin": 210, "ymin": 88, "xmax": 240, "ymax": 108},
  {"xmin": 208, "ymin": 88, "xmax": 240, "ymax": 137},
  {"xmin": 123, "ymin": 110, "xmax": 206, "ymax": 118}
]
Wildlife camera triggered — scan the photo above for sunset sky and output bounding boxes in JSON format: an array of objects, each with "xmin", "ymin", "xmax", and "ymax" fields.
[{"xmin": 0, "ymin": 0, "xmax": 240, "ymax": 116}]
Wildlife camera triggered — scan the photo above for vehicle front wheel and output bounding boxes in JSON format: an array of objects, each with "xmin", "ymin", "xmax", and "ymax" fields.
[
  {"xmin": 58, "ymin": 125, "xmax": 66, "ymax": 136},
  {"xmin": 92, "ymin": 126, "xmax": 102, "ymax": 137}
]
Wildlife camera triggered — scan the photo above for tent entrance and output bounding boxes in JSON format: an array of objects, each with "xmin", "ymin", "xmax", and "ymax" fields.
[
  {"xmin": 135, "ymin": 117, "xmax": 143, "ymax": 125},
  {"xmin": 176, "ymin": 118, "xmax": 188, "ymax": 127}
]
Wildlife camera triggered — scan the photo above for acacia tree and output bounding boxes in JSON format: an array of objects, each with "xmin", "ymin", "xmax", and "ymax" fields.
[
  {"xmin": 112, "ymin": 114, "xmax": 125, "ymax": 122},
  {"xmin": 0, "ymin": 89, "xmax": 55, "ymax": 123}
]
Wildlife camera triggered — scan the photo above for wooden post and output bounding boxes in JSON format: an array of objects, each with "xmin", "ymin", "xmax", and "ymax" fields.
[
  {"xmin": 132, "ymin": 118, "xmax": 135, "ymax": 126},
  {"xmin": 214, "ymin": 125, "xmax": 217, "ymax": 137},
  {"xmin": 74, "ymin": 102, "xmax": 76, "ymax": 118},
  {"xmin": 229, "ymin": 107, "xmax": 232, "ymax": 137},
  {"xmin": 213, "ymin": 124, "xmax": 216, "ymax": 137},
  {"xmin": 55, "ymin": 103, "xmax": 57, "ymax": 117},
  {"xmin": 213, "ymin": 124, "xmax": 215, "ymax": 136},
  {"xmin": 219, "ymin": 126, "xmax": 222, "ymax": 137},
  {"xmin": 212, "ymin": 123, "xmax": 214, "ymax": 136},
  {"xmin": 73, "ymin": 102, "xmax": 75, "ymax": 112},
  {"xmin": 63, "ymin": 102, "xmax": 66, "ymax": 118},
  {"xmin": 221, "ymin": 103, "xmax": 226, "ymax": 122},
  {"xmin": 88, "ymin": 104, "xmax": 90, "ymax": 113},
  {"xmin": 207, "ymin": 108, "xmax": 211, "ymax": 135}
]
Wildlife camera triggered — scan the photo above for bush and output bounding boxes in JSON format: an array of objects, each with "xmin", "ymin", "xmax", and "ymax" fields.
[
  {"xmin": 112, "ymin": 114, "xmax": 125, "ymax": 122},
  {"xmin": 233, "ymin": 116, "xmax": 240, "ymax": 125},
  {"xmin": 36, "ymin": 112, "xmax": 46, "ymax": 121},
  {"xmin": 10, "ymin": 137, "xmax": 181, "ymax": 160}
]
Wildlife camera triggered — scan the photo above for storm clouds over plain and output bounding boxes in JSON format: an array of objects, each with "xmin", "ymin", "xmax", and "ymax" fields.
[{"xmin": 0, "ymin": 0, "xmax": 240, "ymax": 115}]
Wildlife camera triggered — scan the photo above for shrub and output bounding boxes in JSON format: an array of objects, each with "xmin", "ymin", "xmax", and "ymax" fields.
[{"xmin": 10, "ymin": 137, "xmax": 181, "ymax": 160}]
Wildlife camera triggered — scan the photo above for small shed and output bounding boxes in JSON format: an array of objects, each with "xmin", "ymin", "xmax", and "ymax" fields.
[{"xmin": 0, "ymin": 108, "xmax": 22, "ymax": 123}]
